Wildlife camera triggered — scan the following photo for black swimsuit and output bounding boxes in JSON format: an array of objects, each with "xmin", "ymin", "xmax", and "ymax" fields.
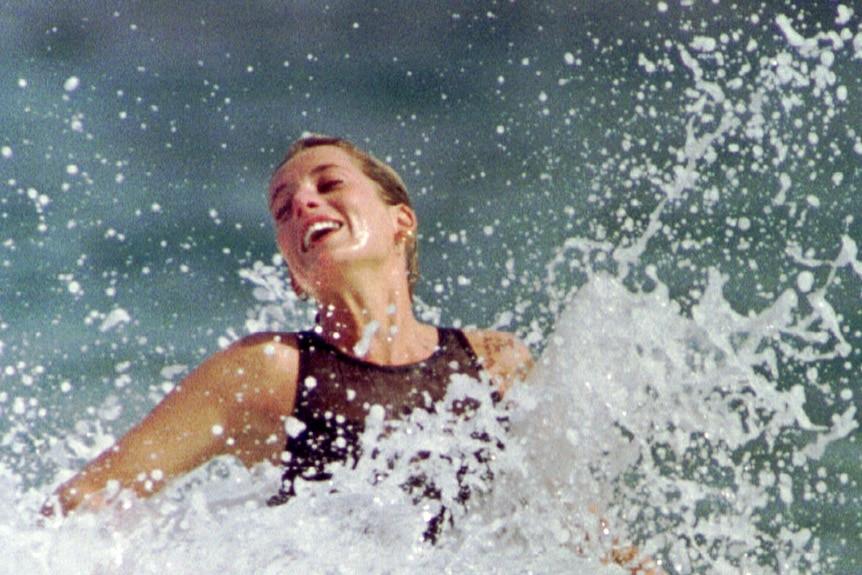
[{"xmin": 267, "ymin": 327, "xmax": 498, "ymax": 540}]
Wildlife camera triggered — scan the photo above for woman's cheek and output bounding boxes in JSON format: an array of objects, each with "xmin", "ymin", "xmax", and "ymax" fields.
[{"xmin": 276, "ymin": 227, "xmax": 297, "ymax": 259}]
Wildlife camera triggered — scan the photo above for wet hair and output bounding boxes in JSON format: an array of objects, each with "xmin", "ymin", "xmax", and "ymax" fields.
[{"xmin": 273, "ymin": 135, "xmax": 420, "ymax": 296}]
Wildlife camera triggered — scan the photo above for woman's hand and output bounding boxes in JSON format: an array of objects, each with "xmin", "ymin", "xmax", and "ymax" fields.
[
  {"xmin": 606, "ymin": 544, "xmax": 667, "ymax": 575},
  {"xmin": 594, "ymin": 515, "xmax": 667, "ymax": 575}
]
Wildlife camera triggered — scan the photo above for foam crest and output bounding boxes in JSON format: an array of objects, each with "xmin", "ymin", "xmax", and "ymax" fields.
[{"xmin": 500, "ymin": 271, "xmax": 856, "ymax": 572}]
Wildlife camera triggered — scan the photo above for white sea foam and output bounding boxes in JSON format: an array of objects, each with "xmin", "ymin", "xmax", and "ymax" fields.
[
  {"xmin": 3, "ymin": 267, "xmax": 854, "ymax": 573},
  {"xmin": 353, "ymin": 320, "xmax": 380, "ymax": 358},
  {"xmin": 2, "ymin": 2, "xmax": 861, "ymax": 573},
  {"xmin": 98, "ymin": 308, "xmax": 132, "ymax": 333}
]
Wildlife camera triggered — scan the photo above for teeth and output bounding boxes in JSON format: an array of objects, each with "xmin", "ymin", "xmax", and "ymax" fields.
[{"xmin": 303, "ymin": 221, "xmax": 342, "ymax": 251}]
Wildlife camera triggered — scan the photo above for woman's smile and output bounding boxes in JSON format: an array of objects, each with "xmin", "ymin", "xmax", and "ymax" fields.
[{"xmin": 301, "ymin": 218, "xmax": 344, "ymax": 252}]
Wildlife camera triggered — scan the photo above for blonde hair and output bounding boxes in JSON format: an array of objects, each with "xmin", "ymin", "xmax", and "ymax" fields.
[{"xmin": 274, "ymin": 135, "xmax": 420, "ymax": 296}]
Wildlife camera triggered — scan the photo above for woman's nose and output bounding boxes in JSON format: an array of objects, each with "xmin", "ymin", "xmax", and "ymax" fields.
[{"xmin": 292, "ymin": 185, "xmax": 320, "ymax": 217}]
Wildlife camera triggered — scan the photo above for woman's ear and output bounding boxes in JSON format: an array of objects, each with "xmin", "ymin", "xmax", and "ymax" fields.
[{"xmin": 393, "ymin": 204, "xmax": 417, "ymax": 238}]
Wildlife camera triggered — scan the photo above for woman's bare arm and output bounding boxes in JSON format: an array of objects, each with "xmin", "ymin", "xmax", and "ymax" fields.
[{"xmin": 44, "ymin": 333, "xmax": 298, "ymax": 516}]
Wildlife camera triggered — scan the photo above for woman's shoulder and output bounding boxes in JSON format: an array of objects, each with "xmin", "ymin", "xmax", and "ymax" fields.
[
  {"xmin": 230, "ymin": 330, "xmax": 302, "ymax": 351},
  {"xmin": 461, "ymin": 328, "xmax": 534, "ymax": 395},
  {"xmin": 223, "ymin": 331, "xmax": 302, "ymax": 375},
  {"xmin": 189, "ymin": 332, "xmax": 302, "ymax": 413}
]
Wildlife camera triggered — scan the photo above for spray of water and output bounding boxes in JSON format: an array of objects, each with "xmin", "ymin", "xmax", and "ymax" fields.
[{"xmin": 2, "ymin": 2, "xmax": 862, "ymax": 574}]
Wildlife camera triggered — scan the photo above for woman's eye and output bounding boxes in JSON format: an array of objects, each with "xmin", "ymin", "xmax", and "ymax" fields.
[
  {"xmin": 274, "ymin": 200, "xmax": 292, "ymax": 221},
  {"xmin": 319, "ymin": 180, "xmax": 341, "ymax": 193}
]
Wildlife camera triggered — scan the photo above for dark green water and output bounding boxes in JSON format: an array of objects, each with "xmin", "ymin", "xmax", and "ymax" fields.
[{"xmin": 2, "ymin": 1, "xmax": 861, "ymax": 572}]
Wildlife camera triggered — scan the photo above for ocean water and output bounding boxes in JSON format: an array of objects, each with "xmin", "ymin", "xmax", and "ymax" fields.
[{"xmin": 2, "ymin": 1, "xmax": 862, "ymax": 573}]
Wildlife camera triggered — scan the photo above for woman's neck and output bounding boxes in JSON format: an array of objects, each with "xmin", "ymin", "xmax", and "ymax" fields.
[{"xmin": 313, "ymin": 283, "xmax": 437, "ymax": 366}]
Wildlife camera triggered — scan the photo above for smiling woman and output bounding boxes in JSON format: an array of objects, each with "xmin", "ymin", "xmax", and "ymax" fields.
[
  {"xmin": 270, "ymin": 135, "xmax": 421, "ymax": 299},
  {"xmin": 43, "ymin": 135, "xmax": 534, "ymax": 540}
]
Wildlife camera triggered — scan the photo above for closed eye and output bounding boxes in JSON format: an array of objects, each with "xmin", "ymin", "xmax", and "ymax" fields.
[
  {"xmin": 273, "ymin": 198, "xmax": 292, "ymax": 221},
  {"xmin": 318, "ymin": 179, "xmax": 342, "ymax": 193}
]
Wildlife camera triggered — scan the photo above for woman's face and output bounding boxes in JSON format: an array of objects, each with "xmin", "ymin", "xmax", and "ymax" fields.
[{"xmin": 268, "ymin": 145, "xmax": 415, "ymax": 296}]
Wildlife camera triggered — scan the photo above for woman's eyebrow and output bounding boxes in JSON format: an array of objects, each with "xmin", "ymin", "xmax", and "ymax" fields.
[
  {"xmin": 270, "ymin": 163, "xmax": 340, "ymax": 206},
  {"xmin": 309, "ymin": 163, "xmax": 339, "ymax": 177}
]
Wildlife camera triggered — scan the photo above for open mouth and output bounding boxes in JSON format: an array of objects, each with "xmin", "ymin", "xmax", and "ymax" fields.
[{"xmin": 302, "ymin": 220, "xmax": 343, "ymax": 252}]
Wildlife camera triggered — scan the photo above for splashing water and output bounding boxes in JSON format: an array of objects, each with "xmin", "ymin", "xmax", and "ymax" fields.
[{"xmin": 2, "ymin": 2, "xmax": 862, "ymax": 573}]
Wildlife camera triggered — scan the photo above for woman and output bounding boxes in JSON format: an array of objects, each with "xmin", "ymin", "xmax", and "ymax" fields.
[
  {"xmin": 45, "ymin": 135, "xmax": 664, "ymax": 572},
  {"xmin": 45, "ymin": 135, "xmax": 534, "ymax": 517}
]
